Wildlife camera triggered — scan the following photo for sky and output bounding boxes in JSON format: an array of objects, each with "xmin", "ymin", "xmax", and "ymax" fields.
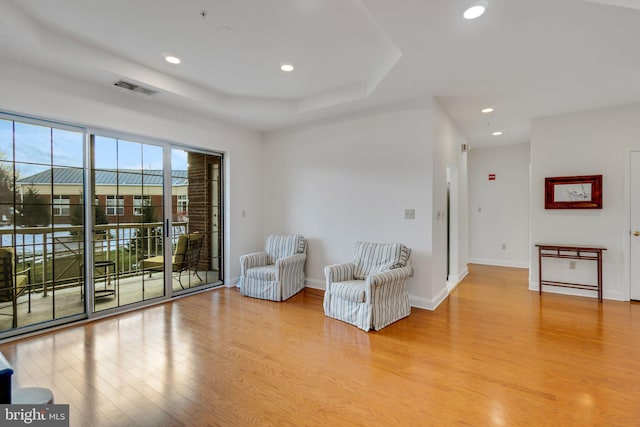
[{"xmin": 0, "ymin": 118, "xmax": 189, "ymax": 178}]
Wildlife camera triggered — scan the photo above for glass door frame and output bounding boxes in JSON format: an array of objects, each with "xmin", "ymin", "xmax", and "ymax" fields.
[
  {"xmin": 168, "ymin": 144, "xmax": 225, "ymax": 298},
  {"xmin": 83, "ymin": 128, "xmax": 225, "ymax": 319},
  {"xmin": 85, "ymin": 127, "xmax": 171, "ymax": 317}
]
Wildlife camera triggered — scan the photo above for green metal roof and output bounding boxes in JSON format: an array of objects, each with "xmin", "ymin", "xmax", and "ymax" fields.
[{"xmin": 17, "ymin": 167, "xmax": 188, "ymax": 186}]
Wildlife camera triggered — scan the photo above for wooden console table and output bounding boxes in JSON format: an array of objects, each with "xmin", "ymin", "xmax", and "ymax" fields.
[{"xmin": 535, "ymin": 244, "xmax": 606, "ymax": 302}]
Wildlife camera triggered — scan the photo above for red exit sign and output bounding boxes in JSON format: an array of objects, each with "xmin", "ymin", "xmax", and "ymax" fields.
[{"xmin": 488, "ymin": 174, "xmax": 496, "ymax": 180}]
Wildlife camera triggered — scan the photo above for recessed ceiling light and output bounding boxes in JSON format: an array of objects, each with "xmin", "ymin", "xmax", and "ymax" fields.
[
  {"xmin": 164, "ymin": 55, "xmax": 181, "ymax": 64},
  {"xmin": 481, "ymin": 107, "xmax": 494, "ymax": 113},
  {"xmin": 464, "ymin": 1, "xmax": 488, "ymax": 19},
  {"xmin": 280, "ymin": 63, "xmax": 295, "ymax": 72},
  {"xmin": 492, "ymin": 131, "xmax": 503, "ymax": 136}
]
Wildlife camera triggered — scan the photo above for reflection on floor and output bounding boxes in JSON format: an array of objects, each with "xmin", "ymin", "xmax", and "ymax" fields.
[{"xmin": 0, "ymin": 270, "xmax": 220, "ymax": 332}]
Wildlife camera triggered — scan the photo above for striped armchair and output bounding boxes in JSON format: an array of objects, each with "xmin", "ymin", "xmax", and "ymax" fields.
[
  {"xmin": 239, "ymin": 234, "xmax": 307, "ymax": 301},
  {"xmin": 323, "ymin": 242, "xmax": 412, "ymax": 331}
]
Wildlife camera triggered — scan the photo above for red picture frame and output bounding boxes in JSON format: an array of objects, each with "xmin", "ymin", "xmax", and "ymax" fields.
[{"xmin": 545, "ymin": 175, "xmax": 602, "ymax": 209}]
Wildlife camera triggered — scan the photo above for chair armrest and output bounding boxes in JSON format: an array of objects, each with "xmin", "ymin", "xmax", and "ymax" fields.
[
  {"xmin": 368, "ymin": 266, "xmax": 413, "ymax": 288},
  {"xmin": 240, "ymin": 252, "xmax": 268, "ymax": 276},
  {"xmin": 366, "ymin": 266, "xmax": 412, "ymax": 304},
  {"xmin": 275, "ymin": 254, "xmax": 306, "ymax": 285},
  {"xmin": 14, "ymin": 264, "xmax": 32, "ymax": 299},
  {"xmin": 324, "ymin": 263, "xmax": 355, "ymax": 284},
  {"xmin": 276, "ymin": 253, "xmax": 306, "ymax": 269},
  {"xmin": 15, "ymin": 264, "xmax": 31, "ymax": 284}
]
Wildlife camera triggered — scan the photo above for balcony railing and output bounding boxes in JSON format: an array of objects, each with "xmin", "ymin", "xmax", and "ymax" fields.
[{"xmin": 0, "ymin": 221, "xmax": 188, "ymax": 295}]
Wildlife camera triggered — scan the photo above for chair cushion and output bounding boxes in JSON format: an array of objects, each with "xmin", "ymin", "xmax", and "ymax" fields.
[
  {"xmin": 139, "ymin": 255, "xmax": 164, "ymax": 271},
  {"xmin": 331, "ymin": 280, "xmax": 367, "ymax": 303},
  {"xmin": 265, "ymin": 234, "xmax": 305, "ymax": 264},
  {"xmin": 353, "ymin": 242, "xmax": 407, "ymax": 280},
  {"xmin": 246, "ymin": 265, "xmax": 277, "ymax": 281},
  {"xmin": 15, "ymin": 274, "xmax": 29, "ymax": 289},
  {"xmin": 173, "ymin": 235, "xmax": 189, "ymax": 265}
]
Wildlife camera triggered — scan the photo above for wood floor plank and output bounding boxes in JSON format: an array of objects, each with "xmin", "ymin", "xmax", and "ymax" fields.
[{"xmin": 1, "ymin": 264, "xmax": 640, "ymax": 426}]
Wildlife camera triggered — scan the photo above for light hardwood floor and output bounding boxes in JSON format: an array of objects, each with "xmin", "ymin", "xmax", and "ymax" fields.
[
  {"xmin": 1, "ymin": 264, "xmax": 639, "ymax": 426},
  {"xmin": 0, "ymin": 270, "xmax": 219, "ymax": 332}
]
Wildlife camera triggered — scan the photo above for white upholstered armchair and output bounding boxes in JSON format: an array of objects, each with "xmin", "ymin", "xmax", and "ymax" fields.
[
  {"xmin": 239, "ymin": 234, "xmax": 307, "ymax": 301},
  {"xmin": 323, "ymin": 242, "xmax": 412, "ymax": 331}
]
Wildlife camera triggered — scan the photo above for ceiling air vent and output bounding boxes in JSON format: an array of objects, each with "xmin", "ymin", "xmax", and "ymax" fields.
[{"xmin": 114, "ymin": 80, "xmax": 157, "ymax": 96}]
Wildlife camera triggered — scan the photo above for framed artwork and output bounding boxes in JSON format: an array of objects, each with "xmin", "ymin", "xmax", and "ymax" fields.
[{"xmin": 545, "ymin": 175, "xmax": 602, "ymax": 209}]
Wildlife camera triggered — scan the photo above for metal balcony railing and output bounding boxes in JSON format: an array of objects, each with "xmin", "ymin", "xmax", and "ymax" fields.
[{"xmin": 0, "ymin": 221, "xmax": 188, "ymax": 295}]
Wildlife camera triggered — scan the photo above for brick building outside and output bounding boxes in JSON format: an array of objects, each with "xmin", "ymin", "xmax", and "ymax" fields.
[{"xmin": 15, "ymin": 168, "xmax": 189, "ymax": 225}]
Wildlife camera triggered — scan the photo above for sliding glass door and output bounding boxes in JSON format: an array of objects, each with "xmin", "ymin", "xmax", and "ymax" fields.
[
  {"xmin": 91, "ymin": 135, "xmax": 166, "ymax": 312},
  {"xmin": 0, "ymin": 111, "xmax": 224, "ymax": 338},
  {"xmin": 170, "ymin": 148, "xmax": 222, "ymax": 292},
  {"xmin": 89, "ymin": 140, "xmax": 224, "ymax": 310}
]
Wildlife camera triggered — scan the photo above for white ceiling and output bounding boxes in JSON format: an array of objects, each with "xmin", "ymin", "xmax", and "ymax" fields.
[{"xmin": 1, "ymin": 0, "xmax": 640, "ymax": 148}]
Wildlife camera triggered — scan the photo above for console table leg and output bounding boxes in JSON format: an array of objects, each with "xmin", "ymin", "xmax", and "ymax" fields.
[
  {"xmin": 538, "ymin": 247, "xmax": 542, "ymax": 296},
  {"xmin": 598, "ymin": 253, "xmax": 603, "ymax": 302}
]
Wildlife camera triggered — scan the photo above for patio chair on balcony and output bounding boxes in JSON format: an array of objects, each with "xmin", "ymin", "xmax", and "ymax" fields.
[
  {"xmin": 52, "ymin": 235, "xmax": 84, "ymax": 297},
  {"xmin": 0, "ymin": 248, "xmax": 32, "ymax": 329},
  {"xmin": 139, "ymin": 232, "xmax": 204, "ymax": 289}
]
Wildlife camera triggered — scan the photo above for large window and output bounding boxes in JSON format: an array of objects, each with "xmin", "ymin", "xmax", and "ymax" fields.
[
  {"xmin": 52, "ymin": 195, "xmax": 70, "ymax": 216},
  {"xmin": 105, "ymin": 195, "xmax": 124, "ymax": 216},
  {"xmin": 177, "ymin": 194, "xmax": 188, "ymax": 217},
  {"xmin": 133, "ymin": 195, "xmax": 151, "ymax": 216},
  {"xmin": 0, "ymin": 114, "xmax": 85, "ymax": 336}
]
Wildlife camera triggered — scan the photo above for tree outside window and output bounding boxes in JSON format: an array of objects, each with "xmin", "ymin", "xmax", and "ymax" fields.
[{"xmin": 17, "ymin": 187, "xmax": 50, "ymax": 226}]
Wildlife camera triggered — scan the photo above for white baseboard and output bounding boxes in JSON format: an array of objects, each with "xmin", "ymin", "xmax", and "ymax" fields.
[
  {"xmin": 447, "ymin": 267, "xmax": 468, "ymax": 293},
  {"xmin": 410, "ymin": 285, "xmax": 448, "ymax": 311},
  {"xmin": 529, "ymin": 281, "xmax": 627, "ymax": 301},
  {"xmin": 227, "ymin": 276, "xmax": 240, "ymax": 287},
  {"xmin": 468, "ymin": 257, "xmax": 528, "ymax": 269},
  {"xmin": 603, "ymin": 291, "xmax": 627, "ymax": 301},
  {"xmin": 409, "ymin": 296, "xmax": 433, "ymax": 310},
  {"xmin": 432, "ymin": 286, "xmax": 449, "ymax": 309},
  {"xmin": 305, "ymin": 278, "xmax": 325, "ymax": 290}
]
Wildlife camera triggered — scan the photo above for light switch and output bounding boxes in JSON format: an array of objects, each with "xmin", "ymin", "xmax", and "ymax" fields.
[{"xmin": 404, "ymin": 209, "xmax": 415, "ymax": 220}]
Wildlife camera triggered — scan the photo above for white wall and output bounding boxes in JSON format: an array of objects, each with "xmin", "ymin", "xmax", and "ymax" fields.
[
  {"xmin": 0, "ymin": 60, "xmax": 472, "ymax": 305},
  {"xmin": 432, "ymin": 100, "xmax": 469, "ymax": 299},
  {"xmin": 468, "ymin": 143, "xmax": 530, "ymax": 268},
  {"xmin": 0, "ymin": 60, "xmax": 264, "ymax": 285},
  {"xmin": 531, "ymin": 103, "xmax": 640, "ymax": 301},
  {"xmin": 263, "ymin": 99, "xmax": 469, "ymax": 309},
  {"xmin": 263, "ymin": 103, "xmax": 435, "ymax": 304}
]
